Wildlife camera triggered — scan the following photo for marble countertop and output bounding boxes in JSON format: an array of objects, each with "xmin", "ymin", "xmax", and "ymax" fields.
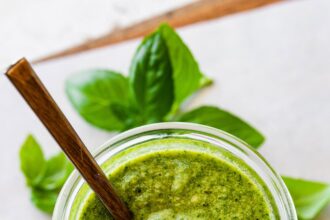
[{"xmin": 1, "ymin": 0, "xmax": 330, "ymax": 219}]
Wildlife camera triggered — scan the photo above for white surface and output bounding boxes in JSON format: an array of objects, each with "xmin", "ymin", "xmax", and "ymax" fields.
[
  {"xmin": 1, "ymin": 0, "xmax": 330, "ymax": 219},
  {"xmin": 0, "ymin": 0, "xmax": 191, "ymax": 67}
]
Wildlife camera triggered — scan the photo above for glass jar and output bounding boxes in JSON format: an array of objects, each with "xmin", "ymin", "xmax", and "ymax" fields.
[{"xmin": 53, "ymin": 122, "xmax": 297, "ymax": 220}]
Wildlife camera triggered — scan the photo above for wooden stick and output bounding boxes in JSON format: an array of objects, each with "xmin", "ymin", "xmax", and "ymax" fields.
[
  {"xmin": 5, "ymin": 58, "xmax": 132, "ymax": 220},
  {"xmin": 34, "ymin": 0, "xmax": 284, "ymax": 63}
]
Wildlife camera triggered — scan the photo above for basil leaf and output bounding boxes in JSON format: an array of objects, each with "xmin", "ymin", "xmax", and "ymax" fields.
[
  {"xmin": 159, "ymin": 24, "xmax": 212, "ymax": 111},
  {"xmin": 111, "ymin": 103, "xmax": 145, "ymax": 130},
  {"xmin": 283, "ymin": 177, "xmax": 330, "ymax": 220},
  {"xmin": 176, "ymin": 106, "xmax": 265, "ymax": 148},
  {"xmin": 20, "ymin": 135, "xmax": 46, "ymax": 187},
  {"xmin": 38, "ymin": 153, "xmax": 73, "ymax": 191},
  {"xmin": 19, "ymin": 135, "xmax": 74, "ymax": 215},
  {"xmin": 66, "ymin": 70, "xmax": 129, "ymax": 131},
  {"xmin": 31, "ymin": 188, "xmax": 58, "ymax": 214},
  {"xmin": 129, "ymin": 31, "xmax": 174, "ymax": 122}
]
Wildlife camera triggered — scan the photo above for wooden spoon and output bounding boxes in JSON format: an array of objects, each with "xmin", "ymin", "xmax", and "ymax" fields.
[{"xmin": 5, "ymin": 58, "xmax": 132, "ymax": 220}]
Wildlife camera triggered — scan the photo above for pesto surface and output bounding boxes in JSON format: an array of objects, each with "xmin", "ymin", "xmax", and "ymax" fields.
[{"xmin": 77, "ymin": 140, "xmax": 274, "ymax": 219}]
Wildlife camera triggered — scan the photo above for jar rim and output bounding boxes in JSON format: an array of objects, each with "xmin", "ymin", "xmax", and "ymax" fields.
[{"xmin": 53, "ymin": 122, "xmax": 297, "ymax": 220}]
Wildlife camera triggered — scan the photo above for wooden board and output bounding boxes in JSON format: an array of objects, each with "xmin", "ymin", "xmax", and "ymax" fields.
[{"xmin": 34, "ymin": 0, "xmax": 284, "ymax": 63}]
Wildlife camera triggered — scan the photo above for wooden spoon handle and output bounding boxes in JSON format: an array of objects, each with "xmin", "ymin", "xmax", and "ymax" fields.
[{"xmin": 5, "ymin": 58, "xmax": 132, "ymax": 220}]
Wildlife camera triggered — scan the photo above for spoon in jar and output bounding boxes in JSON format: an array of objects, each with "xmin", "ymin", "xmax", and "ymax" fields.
[{"xmin": 5, "ymin": 58, "xmax": 132, "ymax": 220}]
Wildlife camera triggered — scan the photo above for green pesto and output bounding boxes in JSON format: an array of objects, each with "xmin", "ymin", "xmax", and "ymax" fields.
[{"xmin": 77, "ymin": 140, "xmax": 275, "ymax": 220}]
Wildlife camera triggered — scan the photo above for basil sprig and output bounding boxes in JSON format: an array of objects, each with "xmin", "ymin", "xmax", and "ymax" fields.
[
  {"xmin": 19, "ymin": 135, "xmax": 73, "ymax": 213},
  {"xmin": 65, "ymin": 24, "xmax": 263, "ymax": 148},
  {"xmin": 19, "ymin": 24, "xmax": 330, "ymax": 218}
]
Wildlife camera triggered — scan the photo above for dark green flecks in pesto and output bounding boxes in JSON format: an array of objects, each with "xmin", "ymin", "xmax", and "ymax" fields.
[{"xmin": 78, "ymin": 150, "xmax": 273, "ymax": 219}]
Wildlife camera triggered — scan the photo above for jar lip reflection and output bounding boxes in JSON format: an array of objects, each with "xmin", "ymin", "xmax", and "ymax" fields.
[{"xmin": 53, "ymin": 122, "xmax": 297, "ymax": 220}]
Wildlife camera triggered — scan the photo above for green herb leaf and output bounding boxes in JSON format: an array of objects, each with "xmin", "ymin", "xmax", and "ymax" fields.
[
  {"xmin": 111, "ymin": 103, "xmax": 144, "ymax": 130},
  {"xmin": 38, "ymin": 153, "xmax": 73, "ymax": 191},
  {"xmin": 20, "ymin": 135, "xmax": 46, "ymax": 187},
  {"xmin": 31, "ymin": 188, "xmax": 58, "ymax": 214},
  {"xmin": 66, "ymin": 70, "xmax": 129, "ymax": 131},
  {"xmin": 129, "ymin": 31, "xmax": 174, "ymax": 122},
  {"xmin": 159, "ymin": 24, "xmax": 212, "ymax": 111},
  {"xmin": 176, "ymin": 106, "xmax": 265, "ymax": 148},
  {"xmin": 283, "ymin": 176, "xmax": 330, "ymax": 220},
  {"xmin": 19, "ymin": 135, "xmax": 74, "ymax": 214}
]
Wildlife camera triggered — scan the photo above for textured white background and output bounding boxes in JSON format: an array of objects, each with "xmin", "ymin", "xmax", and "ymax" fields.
[
  {"xmin": 1, "ymin": 0, "xmax": 330, "ymax": 219},
  {"xmin": 0, "ymin": 0, "xmax": 191, "ymax": 67}
]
